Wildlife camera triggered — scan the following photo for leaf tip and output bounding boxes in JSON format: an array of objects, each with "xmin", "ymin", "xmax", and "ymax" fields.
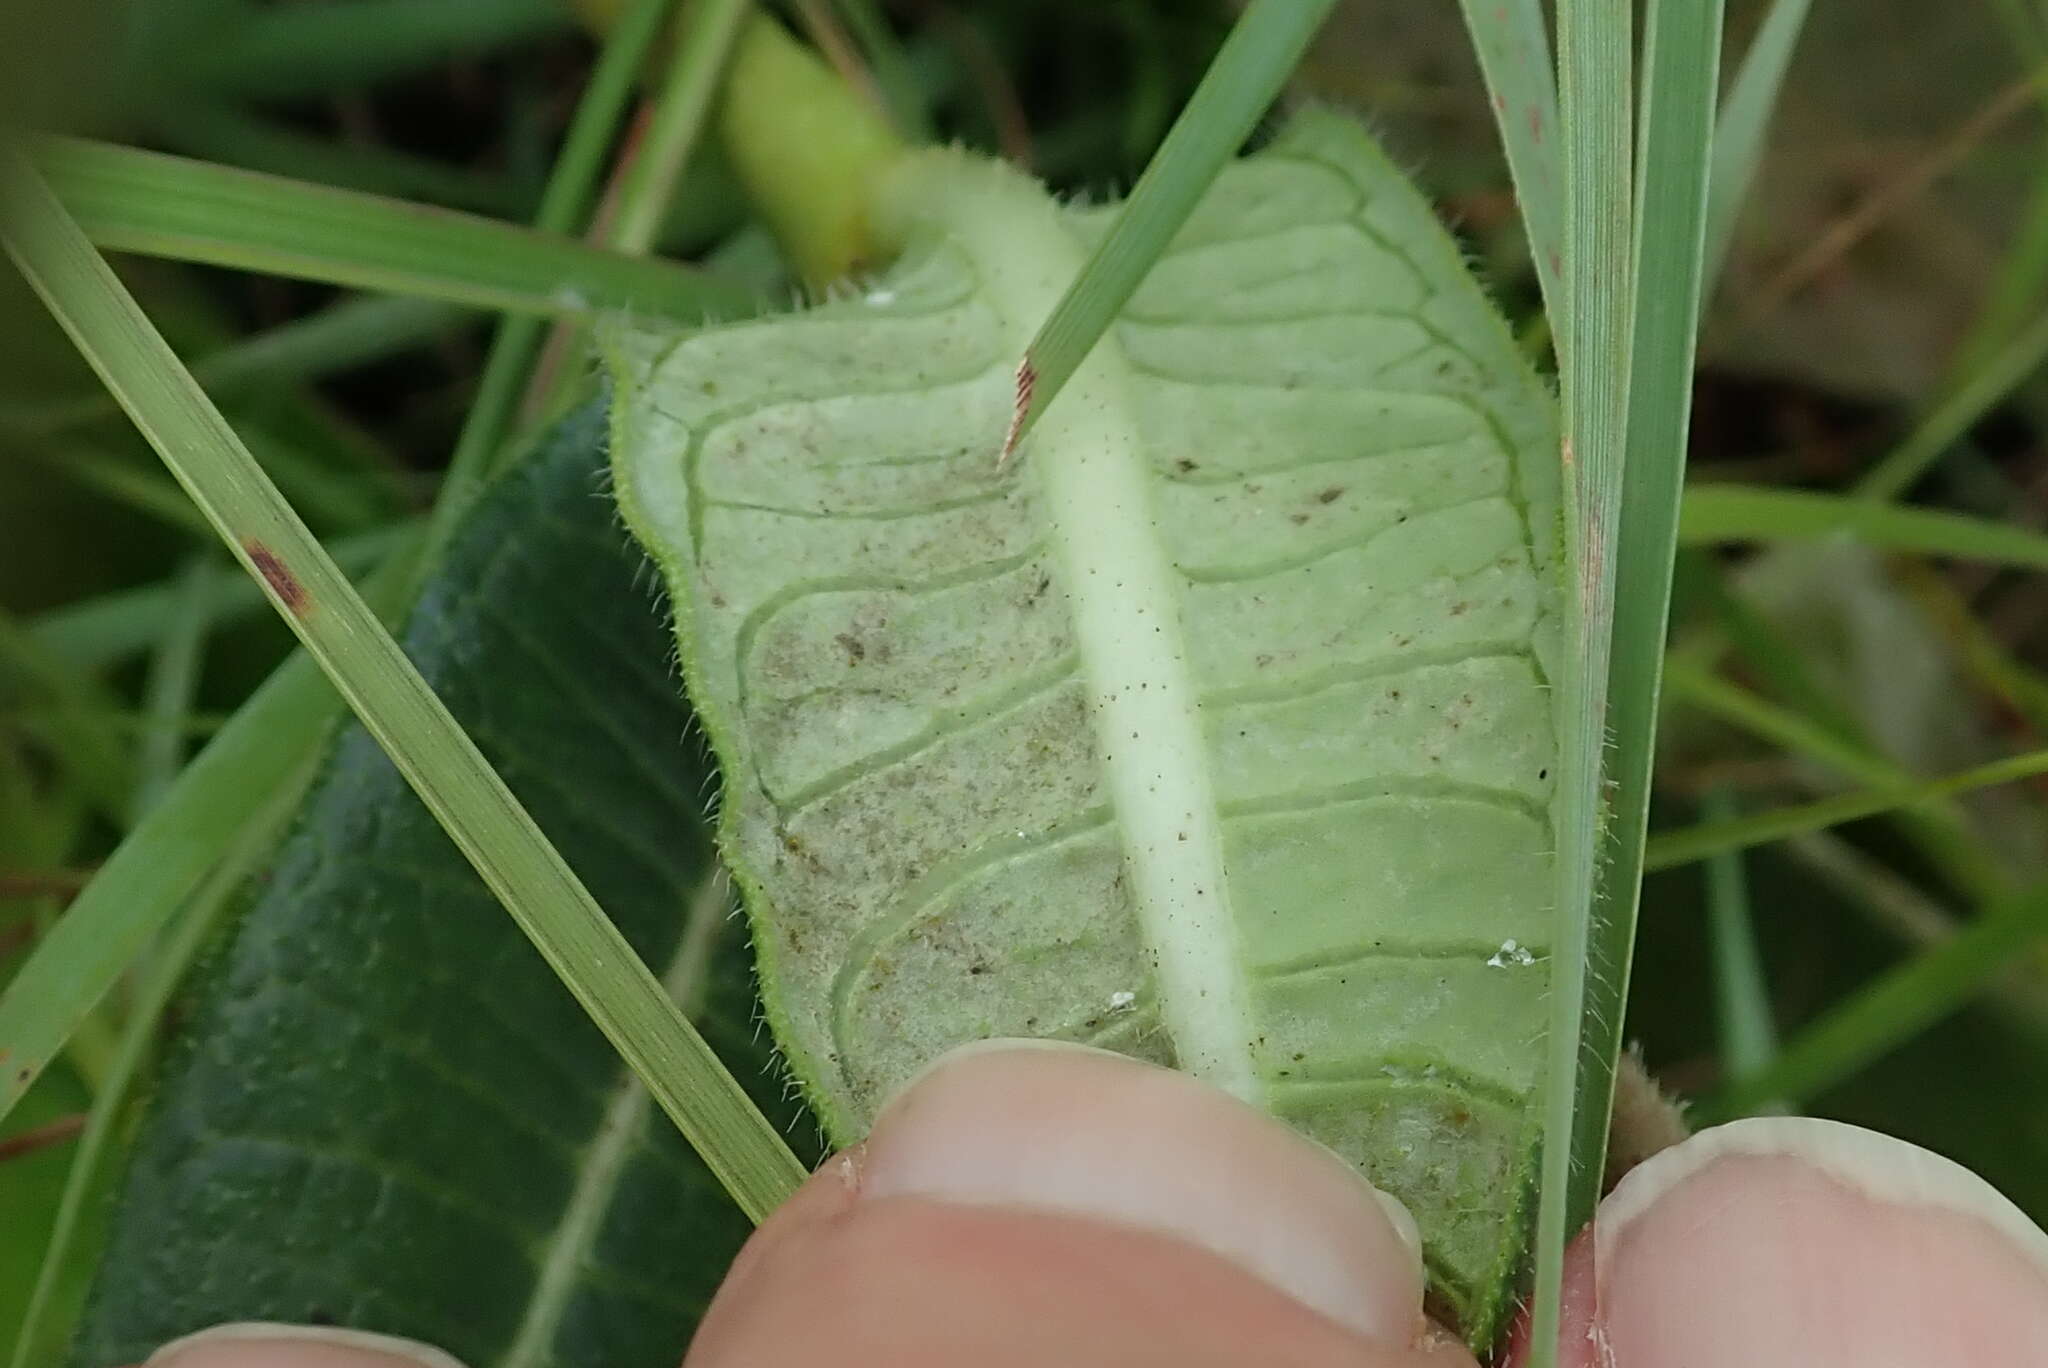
[{"xmin": 998, "ymin": 355, "xmax": 1037, "ymax": 468}]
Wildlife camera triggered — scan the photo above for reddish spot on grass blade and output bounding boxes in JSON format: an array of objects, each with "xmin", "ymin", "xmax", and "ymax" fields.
[
  {"xmin": 245, "ymin": 540, "xmax": 310, "ymax": 616},
  {"xmin": 999, "ymin": 355, "xmax": 1036, "ymax": 468},
  {"xmin": 0, "ymin": 1111, "xmax": 85, "ymax": 1163}
]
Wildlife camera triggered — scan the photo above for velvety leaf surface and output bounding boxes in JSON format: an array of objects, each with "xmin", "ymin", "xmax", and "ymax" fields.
[
  {"xmin": 609, "ymin": 110, "xmax": 1561, "ymax": 1342},
  {"xmin": 71, "ymin": 405, "xmax": 803, "ymax": 1368}
]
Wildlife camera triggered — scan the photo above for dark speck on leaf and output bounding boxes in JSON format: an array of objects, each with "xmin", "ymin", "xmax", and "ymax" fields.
[
  {"xmin": 245, "ymin": 541, "xmax": 308, "ymax": 615},
  {"xmin": 1317, "ymin": 486, "xmax": 1343, "ymax": 504}
]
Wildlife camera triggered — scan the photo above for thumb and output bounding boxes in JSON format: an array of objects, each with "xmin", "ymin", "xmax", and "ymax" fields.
[
  {"xmin": 1508, "ymin": 1116, "xmax": 2048, "ymax": 1366},
  {"xmin": 689, "ymin": 1039, "xmax": 1473, "ymax": 1367}
]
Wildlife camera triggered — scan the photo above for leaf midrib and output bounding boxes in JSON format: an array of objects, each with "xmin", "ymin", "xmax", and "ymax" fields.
[
  {"xmin": 897, "ymin": 153, "xmax": 1260, "ymax": 1101},
  {"xmin": 496, "ymin": 868, "xmax": 731, "ymax": 1368}
]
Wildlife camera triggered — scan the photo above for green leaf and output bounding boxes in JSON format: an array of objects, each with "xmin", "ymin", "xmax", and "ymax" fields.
[
  {"xmin": 609, "ymin": 110, "xmax": 1561, "ymax": 1345},
  {"xmin": 1679, "ymin": 483, "xmax": 2048, "ymax": 570},
  {"xmin": 70, "ymin": 408, "xmax": 809, "ymax": 1368},
  {"xmin": 33, "ymin": 138, "xmax": 751, "ymax": 323}
]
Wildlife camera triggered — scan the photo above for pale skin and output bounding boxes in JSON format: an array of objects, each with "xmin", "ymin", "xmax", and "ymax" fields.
[{"xmin": 145, "ymin": 1043, "xmax": 2048, "ymax": 1368}]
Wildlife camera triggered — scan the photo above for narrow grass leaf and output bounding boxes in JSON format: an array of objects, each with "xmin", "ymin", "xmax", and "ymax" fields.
[
  {"xmin": 444, "ymin": 0, "xmax": 688, "ymax": 513},
  {"xmin": 1702, "ymin": 0, "xmax": 1814, "ymax": 294},
  {"xmin": 827, "ymin": 0, "xmax": 930, "ymax": 139},
  {"xmin": 0, "ymin": 154, "xmax": 807, "ymax": 1218},
  {"xmin": 188, "ymin": 0, "xmax": 570, "ymax": 99},
  {"xmin": 1571, "ymin": 0, "xmax": 1724, "ymax": 1246},
  {"xmin": 519, "ymin": 0, "xmax": 754, "ymax": 429},
  {"xmin": 1455, "ymin": 0, "xmax": 1564, "ymax": 316},
  {"xmin": 1644, "ymin": 745, "xmax": 2048, "ymax": 871},
  {"xmin": 1702, "ymin": 883, "xmax": 2048, "ymax": 1120},
  {"xmin": 608, "ymin": 0, "xmax": 754, "ymax": 256},
  {"xmin": 34, "ymin": 138, "xmax": 751, "ymax": 321},
  {"xmin": 1703, "ymin": 788, "xmax": 1780, "ymax": 1085},
  {"xmin": 1680, "ymin": 483, "xmax": 2048, "ymax": 568},
  {"xmin": 1004, "ymin": 0, "xmax": 1336, "ymax": 455},
  {"xmin": 1898, "ymin": 562, "xmax": 2048, "ymax": 740},
  {"xmin": 0, "ymin": 612, "xmax": 134, "ymax": 825},
  {"xmin": 1531, "ymin": 0, "xmax": 1633, "ymax": 1360},
  {"xmin": 1663, "ymin": 658, "xmax": 2005, "ymax": 903},
  {"xmin": 0, "ymin": 648, "xmax": 338, "ymax": 1124},
  {"xmin": 130, "ymin": 559, "xmax": 213, "ymax": 822},
  {"xmin": 1784, "ymin": 829, "xmax": 2048, "ymax": 1041},
  {"xmin": 1854, "ymin": 307, "xmax": 2048, "ymax": 501},
  {"xmin": 1686, "ymin": 549, "xmax": 1864, "ymax": 745},
  {"xmin": 151, "ymin": 102, "xmax": 527, "ymax": 216}
]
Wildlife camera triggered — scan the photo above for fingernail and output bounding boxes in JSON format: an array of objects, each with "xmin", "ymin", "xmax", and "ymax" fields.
[
  {"xmin": 146, "ymin": 1323, "xmax": 468, "ymax": 1368},
  {"xmin": 859, "ymin": 1038, "xmax": 1426, "ymax": 1344},
  {"xmin": 1593, "ymin": 1116, "xmax": 2048, "ymax": 1367}
]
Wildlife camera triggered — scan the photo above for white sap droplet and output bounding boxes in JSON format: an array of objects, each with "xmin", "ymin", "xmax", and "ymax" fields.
[
  {"xmin": 1107, "ymin": 990, "xmax": 1136, "ymax": 1013},
  {"xmin": 1486, "ymin": 937, "xmax": 1535, "ymax": 968},
  {"xmin": 865, "ymin": 287, "xmax": 897, "ymax": 306}
]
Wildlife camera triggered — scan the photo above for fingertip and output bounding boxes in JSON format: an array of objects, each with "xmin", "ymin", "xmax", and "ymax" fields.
[
  {"xmin": 861, "ymin": 1039, "xmax": 1428, "ymax": 1345},
  {"xmin": 144, "ymin": 1324, "xmax": 466, "ymax": 1368},
  {"xmin": 1586, "ymin": 1117, "xmax": 2048, "ymax": 1366}
]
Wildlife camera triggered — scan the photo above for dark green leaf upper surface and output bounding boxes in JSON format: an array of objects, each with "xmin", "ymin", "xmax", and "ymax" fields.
[{"xmin": 72, "ymin": 406, "xmax": 805, "ymax": 1368}]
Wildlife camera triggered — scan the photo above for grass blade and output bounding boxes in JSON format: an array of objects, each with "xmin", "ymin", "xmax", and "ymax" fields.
[
  {"xmin": 0, "ymin": 649, "xmax": 340, "ymax": 1123},
  {"xmin": 1456, "ymin": 0, "xmax": 1564, "ymax": 316},
  {"xmin": 1702, "ymin": 0, "xmax": 1813, "ymax": 294},
  {"xmin": 610, "ymin": 0, "xmax": 754, "ymax": 256},
  {"xmin": 1679, "ymin": 483, "xmax": 2048, "ymax": 568},
  {"xmin": 1003, "ymin": 0, "xmax": 1337, "ymax": 456},
  {"xmin": 1853, "ymin": 307, "xmax": 2048, "ymax": 501},
  {"xmin": 1644, "ymin": 744, "xmax": 2048, "ymax": 871},
  {"xmin": 1530, "ymin": 0, "xmax": 1633, "ymax": 1360},
  {"xmin": 150, "ymin": 102, "xmax": 526, "ymax": 216},
  {"xmin": 1701, "ymin": 884, "xmax": 2048, "ymax": 1120},
  {"xmin": 34, "ymin": 138, "xmax": 751, "ymax": 321},
  {"xmin": 519, "ymin": 0, "xmax": 755, "ymax": 429},
  {"xmin": 1663, "ymin": 658, "xmax": 2004, "ymax": 903},
  {"xmin": 1703, "ymin": 788, "xmax": 1780, "ymax": 1087},
  {"xmin": 1569, "ymin": 0, "xmax": 1724, "ymax": 1254},
  {"xmin": 189, "ymin": 0, "xmax": 570, "ymax": 99},
  {"xmin": 0, "ymin": 613, "xmax": 134, "ymax": 825},
  {"xmin": 130, "ymin": 558, "xmax": 213, "ymax": 822},
  {"xmin": 0, "ymin": 151, "xmax": 807, "ymax": 1219},
  {"xmin": 439, "ymin": 0, "xmax": 685, "ymax": 534}
]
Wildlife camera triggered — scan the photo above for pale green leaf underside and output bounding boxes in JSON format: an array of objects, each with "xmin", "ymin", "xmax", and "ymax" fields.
[{"xmin": 609, "ymin": 111, "xmax": 1561, "ymax": 1341}]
